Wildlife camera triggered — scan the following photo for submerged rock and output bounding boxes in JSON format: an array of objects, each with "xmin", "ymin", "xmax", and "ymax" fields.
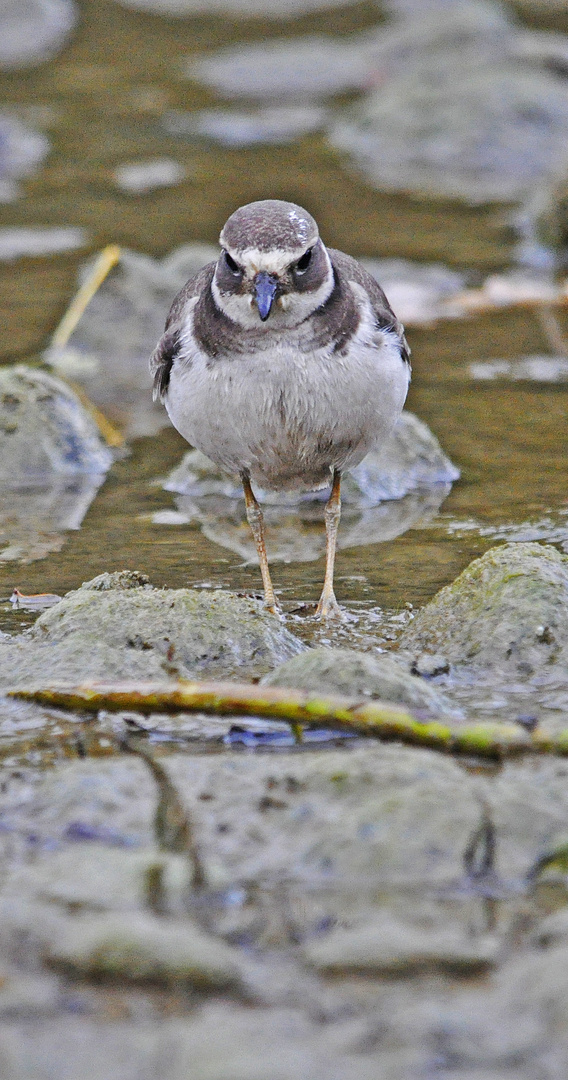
[
  {"xmin": 0, "ymin": 366, "xmax": 114, "ymax": 562},
  {"xmin": 116, "ymin": 0, "xmax": 360, "ymax": 16},
  {"xmin": 163, "ymin": 105, "xmax": 327, "ymax": 147},
  {"xmin": 113, "ymin": 158, "xmax": 187, "ymax": 195},
  {"xmin": 262, "ymin": 647, "xmax": 457, "ymax": 717},
  {"xmin": 48, "ymin": 245, "xmax": 218, "ymax": 437},
  {"xmin": 0, "ymin": 226, "xmax": 87, "ymax": 260},
  {"xmin": 328, "ymin": 4, "xmax": 568, "ymax": 205},
  {"xmin": 0, "ymin": 0, "xmax": 76, "ymax": 70},
  {"xmin": 400, "ymin": 542, "xmax": 568, "ymax": 677},
  {"xmin": 157, "ymin": 413, "xmax": 458, "ymax": 564},
  {"xmin": 187, "ymin": 35, "xmax": 373, "ymax": 101},
  {"xmin": 0, "ymin": 112, "xmax": 50, "ymax": 202},
  {"xmin": 469, "ymin": 355, "xmax": 568, "ymax": 383},
  {"xmin": 0, "ymin": 572, "xmax": 305, "ymax": 687},
  {"xmin": 0, "ymin": 365, "xmax": 112, "ymax": 482}
]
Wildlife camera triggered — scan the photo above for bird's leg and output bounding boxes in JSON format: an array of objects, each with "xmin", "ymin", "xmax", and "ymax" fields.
[
  {"xmin": 241, "ymin": 472, "xmax": 280, "ymax": 614},
  {"xmin": 315, "ymin": 469, "xmax": 342, "ymax": 619}
]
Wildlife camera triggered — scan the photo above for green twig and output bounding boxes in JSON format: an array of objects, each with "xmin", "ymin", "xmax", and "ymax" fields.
[{"xmin": 7, "ymin": 679, "xmax": 549, "ymax": 759}]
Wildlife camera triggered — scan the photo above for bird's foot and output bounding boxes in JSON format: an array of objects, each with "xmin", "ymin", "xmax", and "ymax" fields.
[
  {"xmin": 314, "ymin": 589, "xmax": 343, "ymax": 621},
  {"xmin": 264, "ymin": 597, "xmax": 283, "ymax": 617}
]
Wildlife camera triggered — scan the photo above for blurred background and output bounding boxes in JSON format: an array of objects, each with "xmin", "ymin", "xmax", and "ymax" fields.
[{"xmin": 0, "ymin": 0, "xmax": 567, "ymax": 624}]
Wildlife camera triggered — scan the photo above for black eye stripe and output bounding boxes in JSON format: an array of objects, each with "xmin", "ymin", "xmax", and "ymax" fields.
[
  {"xmin": 294, "ymin": 248, "xmax": 313, "ymax": 274},
  {"xmin": 224, "ymin": 250, "xmax": 242, "ymax": 275}
]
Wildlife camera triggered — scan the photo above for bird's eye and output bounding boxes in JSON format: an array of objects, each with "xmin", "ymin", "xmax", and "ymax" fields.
[
  {"xmin": 294, "ymin": 248, "xmax": 313, "ymax": 275},
  {"xmin": 224, "ymin": 251, "xmax": 242, "ymax": 275}
]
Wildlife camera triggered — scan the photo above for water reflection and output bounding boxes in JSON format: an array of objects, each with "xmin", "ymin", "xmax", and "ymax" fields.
[{"xmin": 168, "ymin": 484, "xmax": 453, "ymax": 564}]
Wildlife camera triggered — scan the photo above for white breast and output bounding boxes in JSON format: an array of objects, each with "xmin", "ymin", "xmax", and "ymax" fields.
[{"xmin": 165, "ymin": 287, "xmax": 409, "ymax": 492}]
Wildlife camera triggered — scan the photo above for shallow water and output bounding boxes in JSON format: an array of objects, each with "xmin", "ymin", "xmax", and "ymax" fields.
[
  {"xmin": 0, "ymin": 2, "xmax": 566, "ymax": 646},
  {"xmin": 0, "ymin": 8, "xmax": 566, "ymax": 645}
]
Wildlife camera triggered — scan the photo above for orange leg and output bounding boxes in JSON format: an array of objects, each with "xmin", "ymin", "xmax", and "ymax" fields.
[
  {"xmin": 315, "ymin": 469, "xmax": 342, "ymax": 620},
  {"xmin": 241, "ymin": 473, "xmax": 280, "ymax": 614}
]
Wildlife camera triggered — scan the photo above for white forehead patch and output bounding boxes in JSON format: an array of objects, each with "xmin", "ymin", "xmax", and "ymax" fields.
[{"xmin": 230, "ymin": 246, "xmax": 308, "ymax": 275}]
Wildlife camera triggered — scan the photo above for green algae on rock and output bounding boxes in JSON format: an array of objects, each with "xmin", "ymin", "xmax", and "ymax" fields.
[
  {"xmin": 400, "ymin": 542, "xmax": 568, "ymax": 676},
  {"xmin": 0, "ymin": 572, "xmax": 306, "ymax": 687}
]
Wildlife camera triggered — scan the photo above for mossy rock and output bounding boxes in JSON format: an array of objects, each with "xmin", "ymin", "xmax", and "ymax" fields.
[
  {"xmin": 400, "ymin": 542, "xmax": 568, "ymax": 676},
  {"xmin": 0, "ymin": 573, "xmax": 305, "ymax": 687}
]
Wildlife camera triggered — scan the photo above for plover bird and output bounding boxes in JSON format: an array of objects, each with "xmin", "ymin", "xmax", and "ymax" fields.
[{"xmin": 151, "ymin": 200, "xmax": 410, "ymax": 618}]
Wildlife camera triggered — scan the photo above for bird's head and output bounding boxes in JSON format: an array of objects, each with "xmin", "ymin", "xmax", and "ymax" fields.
[{"xmin": 212, "ymin": 200, "xmax": 334, "ymax": 329}]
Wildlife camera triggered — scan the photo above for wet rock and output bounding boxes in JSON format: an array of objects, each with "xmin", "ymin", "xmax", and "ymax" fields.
[
  {"xmin": 410, "ymin": 653, "xmax": 450, "ymax": 678},
  {"xmin": 113, "ymin": 158, "xmax": 187, "ymax": 195},
  {"xmin": 531, "ymin": 908, "xmax": 568, "ymax": 948},
  {"xmin": 0, "ymin": 0, "xmax": 76, "ymax": 70},
  {"xmin": 0, "ymin": 846, "xmax": 246, "ymax": 991},
  {"xmin": 0, "ymin": 366, "xmax": 113, "ymax": 482},
  {"xmin": 48, "ymin": 245, "xmax": 218, "ymax": 437},
  {"xmin": 0, "ymin": 226, "xmax": 87, "ymax": 260},
  {"xmin": 400, "ymin": 542, "xmax": 568, "ymax": 677},
  {"xmin": 186, "ymin": 33, "xmax": 377, "ymax": 102},
  {"xmin": 0, "ymin": 573, "xmax": 305, "ymax": 687},
  {"xmin": 262, "ymin": 647, "xmax": 457, "ymax": 717},
  {"xmin": 0, "ymin": 112, "xmax": 50, "ymax": 202},
  {"xmin": 361, "ymin": 258, "xmax": 467, "ymax": 326},
  {"xmin": 163, "ymin": 105, "xmax": 327, "ymax": 147},
  {"xmin": 347, "ymin": 411, "xmax": 460, "ymax": 503},
  {"xmin": 328, "ymin": 4, "xmax": 568, "ymax": 205},
  {"xmin": 0, "ymin": 366, "xmax": 113, "ymax": 562},
  {"xmin": 167, "ymin": 1004, "xmax": 392, "ymax": 1080},
  {"xmin": 469, "ymin": 356, "xmax": 568, "ymax": 383},
  {"xmin": 117, "ymin": 0, "xmax": 360, "ymax": 16},
  {"xmin": 304, "ymin": 912, "xmax": 498, "ymax": 975},
  {"xmin": 48, "ymin": 911, "xmax": 245, "ymax": 990}
]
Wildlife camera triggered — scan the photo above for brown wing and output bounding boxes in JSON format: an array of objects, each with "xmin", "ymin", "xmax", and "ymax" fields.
[
  {"xmin": 327, "ymin": 248, "xmax": 411, "ymax": 368},
  {"xmin": 150, "ymin": 261, "xmax": 216, "ymax": 401}
]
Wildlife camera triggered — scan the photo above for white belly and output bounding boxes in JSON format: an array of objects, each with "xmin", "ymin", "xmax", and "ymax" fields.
[{"xmin": 166, "ymin": 335, "xmax": 409, "ymax": 492}]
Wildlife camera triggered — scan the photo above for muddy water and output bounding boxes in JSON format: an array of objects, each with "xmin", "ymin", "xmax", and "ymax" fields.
[{"xmin": 0, "ymin": 1, "xmax": 567, "ymax": 632}]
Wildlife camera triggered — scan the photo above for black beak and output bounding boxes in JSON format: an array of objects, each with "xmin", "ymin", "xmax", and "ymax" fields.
[{"xmin": 254, "ymin": 272, "xmax": 278, "ymax": 321}]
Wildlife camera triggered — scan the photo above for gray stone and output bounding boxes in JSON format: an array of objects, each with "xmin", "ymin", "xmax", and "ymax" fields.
[
  {"xmin": 0, "ymin": 366, "xmax": 113, "ymax": 482},
  {"xmin": 0, "ymin": 113, "xmax": 50, "ymax": 202},
  {"xmin": 0, "ymin": 227, "xmax": 87, "ymax": 260},
  {"xmin": 48, "ymin": 911, "xmax": 245, "ymax": 990},
  {"xmin": 262, "ymin": 647, "xmax": 457, "ymax": 717},
  {"xmin": 0, "ymin": 573, "xmax": 305, "ymax": 687},
  {"xmin": 0, "ymin": 366, "xmax": 113, "ymax": 562},
  {"xmin": 47, "ymin": 245, "xmax": 218, "ymax": 437},
  {"xmin": 304, "ymin": 913, "xmax": 498, "ymax": 975},
  {"xmin": 0, "ymin": 0, "xmax": 76, "ymax": 70},
  {"xmin": 400, "ymin": 542, "xmax": 568, "ymax": 676},
  {"xmin": 327, "ymin": 4, "xmax": 568, "ymax": 206},
  {"xmin": 164, "ymin": 105, "xmax": 327, "ymax": 147},
  {"xmin": 117, "ymin": 0, "xmax": 360, "ymax": 16}
]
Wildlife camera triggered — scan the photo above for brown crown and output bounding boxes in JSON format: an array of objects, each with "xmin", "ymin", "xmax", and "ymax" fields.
[{"xmin": 219, "ymin": 200, "xmax": 319, "ymax": 255}]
